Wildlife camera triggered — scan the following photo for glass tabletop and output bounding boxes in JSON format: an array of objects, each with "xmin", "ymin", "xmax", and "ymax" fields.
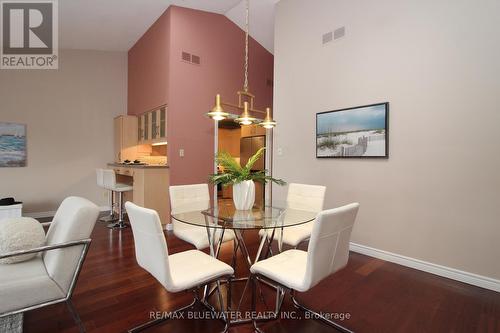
[{"xmin": 171, "ymin": 202, "xmax": 317, "ymax": 230}]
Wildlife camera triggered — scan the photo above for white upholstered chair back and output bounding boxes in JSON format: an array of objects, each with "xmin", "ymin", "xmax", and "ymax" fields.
[
  {"xmin": 286, "ymin": 183, "xmax": 326, "ymax": 212},
  {"xmin": 43, "ymin": 197, "xmax": 99, "ymax": 293},
  {"xmin": 169, "ymin": 184, "xmax": 210, "ymax": 214},
  {"xmin": 125, "ymin": 202, "xmax": 174, "ymax": 291},
  {"xmin": 304, "ymin": 203, "xmax": 359, "ymax": 290},
  {"xmin": 102, "ymin": 169, "xmax": 117, "ymax": 189},
  {"xmin": 169, "ymin": 184, "xmax": 210, "ymax": 229}
]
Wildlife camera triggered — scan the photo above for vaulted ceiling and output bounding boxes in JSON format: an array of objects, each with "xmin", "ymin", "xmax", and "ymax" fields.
[{"xmin": 60, "ymin": 0, "xmax": 278, "ymax": 53}]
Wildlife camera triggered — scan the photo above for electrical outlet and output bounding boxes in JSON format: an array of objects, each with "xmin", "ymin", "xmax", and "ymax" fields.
[{"xmin": 179, "ymin": 149, "xmax": 184, "ymax": 157}]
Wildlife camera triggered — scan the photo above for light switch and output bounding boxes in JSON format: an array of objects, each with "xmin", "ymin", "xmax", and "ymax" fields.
[
  {"xmin": 179, "ymin": 149, "xmax": 184, "ymax": 157},
  {"xmin": 277, "ymin": 147, "xmax": 283, "ymax": 156}
]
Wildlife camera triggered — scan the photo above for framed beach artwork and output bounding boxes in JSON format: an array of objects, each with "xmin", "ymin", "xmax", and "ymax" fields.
[
  {"xmin": 316, "ymin": 103, "xmax": 389, "ymax": 158},
  {"xmin": 0, "ymin": 122, "xmax": 27, "ymax": 167}
]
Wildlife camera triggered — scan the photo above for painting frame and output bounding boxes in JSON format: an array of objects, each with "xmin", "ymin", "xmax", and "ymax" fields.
[
  {"xmin": 0, "ymin": 122, "xmax": 27, "ymax": 167},
  {"xmin": 316, "ymin": 102, "xmax": 389, "ymax": 159}
]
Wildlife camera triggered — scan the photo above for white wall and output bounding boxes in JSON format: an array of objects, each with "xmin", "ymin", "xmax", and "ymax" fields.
[
  {"xmin": 273, "ymin": 0, "xmax": 500, "ymax": 280},
  {"xmin": 0, "ymin": 50, "xmax": 127, "ymax": 213}
]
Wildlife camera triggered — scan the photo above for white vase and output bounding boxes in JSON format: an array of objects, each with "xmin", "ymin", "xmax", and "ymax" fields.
[{"xmin": 232, "ymin": 180, "xmax": 255, "ymax": 210}]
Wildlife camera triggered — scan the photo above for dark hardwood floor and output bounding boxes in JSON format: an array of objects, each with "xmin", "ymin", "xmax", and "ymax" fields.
[{"xmin": 23, "ymin": 220, "xmax": 500, "ymax": 333}]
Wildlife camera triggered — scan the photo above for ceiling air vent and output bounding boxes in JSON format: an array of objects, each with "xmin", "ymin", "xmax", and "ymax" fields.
[
  {"xmin": 322, "ymin": 31, "xmax": 333, "ymax": 44},
  {"xmin": 181, "ymin": 51, "xmax": 191, "ymax": 62},
  {"xmin": 191, "ymin": 54, "xmax": 201, "ymax": 65},
  {"xmin": 323, "ymin": 26, "xmax": 346, "ymax": 45},
  {"xmin": 334, "ymin": 26, "xmax": 346, "ymax": 40},
  {"xmin": 181, "ymin": 51, "xmax": 200, "ymax": 65}
]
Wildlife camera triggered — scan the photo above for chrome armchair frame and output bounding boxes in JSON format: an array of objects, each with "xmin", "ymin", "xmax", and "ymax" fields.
[
  {"xmin": 251, "ymin": 274, "xmax": 354, "ymax": 333},
  {"xmin": 128, "ymin": 275, "xmax": 233, "ymax": 333},
  {"xmin": 0, "ymin": 238, "xmax": 92, "ymax": 333}
]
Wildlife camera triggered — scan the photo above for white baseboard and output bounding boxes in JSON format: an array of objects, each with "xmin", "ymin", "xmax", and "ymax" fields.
[
  {"xmin": 25, "ymin": 206, "xmax": 110, "ymax": 219},
  {"xmin": 350, "ymin": 242, "xmax": 500, "ymax": 293},
  {"xmin": 22, "ymin": 208, "xmax": 499, "ymax": 293}
]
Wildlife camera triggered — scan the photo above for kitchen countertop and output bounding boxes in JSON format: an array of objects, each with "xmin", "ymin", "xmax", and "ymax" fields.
[{"xmin": 107, "ymin": 163, "xmax": 169, "ymax": 169}]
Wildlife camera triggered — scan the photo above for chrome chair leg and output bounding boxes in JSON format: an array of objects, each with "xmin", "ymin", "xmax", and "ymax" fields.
[
  {"xmin": 250, "ymin": 275, "xmax": 286, "ymax": 333},
  {"xmin": 251, "ymin": 276, "xmax": 263, "ymax": 333},
  {"xmin": 228, "ymin": 239, "xmax": 239, "ymax": 310},
  {"xmin": 291, "ymin": 292, "xmax": 354, "ymax": 333},
  {"xmin": 66, "ymin": 300, "xmax": 85, "ymax": 333},
  {"xmin": 216, "ymin": 280, "xmax": 229, "ymax": 333},
  {"xmin": 108, "ymin": 192, "xmax": 128, "ymax": 229},
  {"xmin": 99, "ymin": 190, "xmax": 117, "ymax": 222}
]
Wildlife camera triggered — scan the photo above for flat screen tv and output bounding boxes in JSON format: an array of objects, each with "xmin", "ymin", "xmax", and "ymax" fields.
[{"xmin": 316, "ymin": 102, "xmax": 389, "ymax": 158}]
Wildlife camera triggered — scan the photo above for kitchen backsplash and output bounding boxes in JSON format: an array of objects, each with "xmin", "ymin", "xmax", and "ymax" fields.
[{"xmin": 138, "ymin": 155, "xmax": 167, "ymax": 165}]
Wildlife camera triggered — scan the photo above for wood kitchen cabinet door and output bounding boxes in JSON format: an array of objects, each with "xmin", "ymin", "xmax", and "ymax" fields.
[
  {"xmin": 241, "ymin": 124, "xmax": 266, "ymax": 138},
  {"xmin": 114, "ymin": 115, "xmax": 138, "ymax": 162}
]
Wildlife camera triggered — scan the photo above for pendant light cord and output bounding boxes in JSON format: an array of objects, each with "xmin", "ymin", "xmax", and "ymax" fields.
[{"xmin": 244, "ymin": 0, "xmax": 249, "ymax": 92}]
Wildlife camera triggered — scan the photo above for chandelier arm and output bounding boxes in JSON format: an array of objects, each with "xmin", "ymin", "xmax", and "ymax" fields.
[{"xmin": 221, "ymin": 101, "xmax": 266, "ymax": 114}]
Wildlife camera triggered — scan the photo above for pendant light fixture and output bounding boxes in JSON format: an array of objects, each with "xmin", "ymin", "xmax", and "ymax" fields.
[
  {"xmin": 206, "ymin": 94, "xmax": 229, "ymax": 121},
  {"xmin": 206, "ymin": 0, "xmax": 277, "ymax": 129},
  {"xmin": 235, "ymin": 102, "xmax": 256, "ymax": 125},
  {"xmin": 260, "ymin": 107, "xmax": 277, "ymax": 129}
]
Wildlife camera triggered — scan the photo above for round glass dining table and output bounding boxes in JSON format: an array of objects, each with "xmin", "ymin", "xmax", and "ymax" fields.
[
  {"xmin": 171, "ymin": 202, "xmax": 317, "ymax": 325},
  {"xmin": 171, "ymin": 202, "xmax": 317, "ymax": 258}
]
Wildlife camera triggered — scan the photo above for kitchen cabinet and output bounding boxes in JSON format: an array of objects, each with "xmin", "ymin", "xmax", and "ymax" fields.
[
  {"xmin": 114, "ymin": 115, "xmax": 138, "ymax": 162},
  {"xmin": 240, "ymin": 135, "xmax": 266, "ymax": 207},
  {"xmin": 138, "ymin": 106, "xmax": 167, "ymax": 144},
  {"xmin": 240, "ymin": 136, "xmax": 265, "ymax": 169},
  {"xmin": 241, "ymin": 124, "xmax": 266, "ymax": 138},
  {"xmin": 138, "ymin": 113, "xmax": 149, "ymax": 142}
]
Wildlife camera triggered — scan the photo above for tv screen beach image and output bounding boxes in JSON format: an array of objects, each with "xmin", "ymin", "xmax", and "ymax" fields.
[
  {"xmin": 316, "ymin": 104, "xmax": 388, "ymax": 158},
  {"xmin": 0, "ymin": 122, "xmax": 27, "ymax": 167}
]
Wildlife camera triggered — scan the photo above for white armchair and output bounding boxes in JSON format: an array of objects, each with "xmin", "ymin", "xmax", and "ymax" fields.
[
  {"xmin": 0, "ymin": 197, "xmax": 99, "ymax": 333},
  {"xmin": 251, "ymin": 203, "xmax": 359, "ymax": 333}
]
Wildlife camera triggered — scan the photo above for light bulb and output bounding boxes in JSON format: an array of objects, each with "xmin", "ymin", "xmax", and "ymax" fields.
[{"xmin": 240, "ymin": 119, "xmax": 253, "ymax": 125}]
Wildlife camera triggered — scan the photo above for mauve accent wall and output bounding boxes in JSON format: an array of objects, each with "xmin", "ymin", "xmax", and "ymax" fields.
[
  {"xmin": 167, "ymin": 6, "xmax": 273, "ymax": 185},
  {"xmin": 128, "ymin": 10, "xmax": 170, "ymax": 116},
  {"xmin": 128, "ymin": 6, "xmax": 273, "ymax": 186}
]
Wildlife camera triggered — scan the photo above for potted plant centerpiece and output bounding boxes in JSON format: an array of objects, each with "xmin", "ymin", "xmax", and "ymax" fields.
[{"xmin": 209, "ymin": 148, "xmax": 285, "ymax": 210}]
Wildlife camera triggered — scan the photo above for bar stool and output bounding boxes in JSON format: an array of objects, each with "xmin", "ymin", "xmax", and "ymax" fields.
[
  {"xmin": 102, "ymin": 169, "xmax": 133, "ymax": 229},
  {"xmin": 96, "ymin": 168, "xmax": 117, "ymax": 223}
]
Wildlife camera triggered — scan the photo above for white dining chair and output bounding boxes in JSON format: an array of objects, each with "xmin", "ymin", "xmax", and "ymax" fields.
[
  {"xmin": 250, "ymin": 203, "xmax": 359, "ymax": 333},
  {"xmin": 259, "ymin": 183, "xmax": 326, "ymax": 250},
  {"xmin": 169, "ymin": 184, "xmax": 235, "ymax": 250},
  {"xmin": 125, "ymin": 202, "xmax": 234, "ymax": 333}
]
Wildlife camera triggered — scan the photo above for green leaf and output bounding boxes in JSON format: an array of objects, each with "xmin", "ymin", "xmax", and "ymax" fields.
[
  {"xmin": 244, "ymin": 147, "xmax": 266, "ymax": 172},
  {"xmin": 209, "ymin": 148, "xmax": 286, "ymax": 187}
]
